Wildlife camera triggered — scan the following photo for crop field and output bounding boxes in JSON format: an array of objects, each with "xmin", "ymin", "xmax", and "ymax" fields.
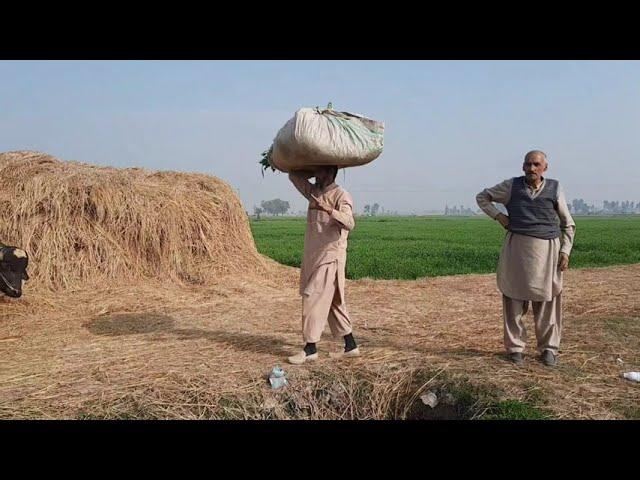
[{"xmin": 250, "ymin": 215, "xmax": 640, "ymax": 279}]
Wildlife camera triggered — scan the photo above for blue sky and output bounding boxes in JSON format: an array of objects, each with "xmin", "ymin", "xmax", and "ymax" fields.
[{"xmin": 1, "ymin": 60, "xmax": 639, "ymax": 214}]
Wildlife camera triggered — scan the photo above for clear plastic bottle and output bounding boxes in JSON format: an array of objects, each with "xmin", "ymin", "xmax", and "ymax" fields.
[{"xmin": 268, "ymin": 365, "xmax": 288, "ymax": 389}]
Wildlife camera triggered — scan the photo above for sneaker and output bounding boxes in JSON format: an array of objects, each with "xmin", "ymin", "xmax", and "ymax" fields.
[
  {"xmin": 541, "ymin": 349, "xmax": 557, "ymax": 367},
  {"xmin": 508, "ymin": 352, "xmax": 524, "ymax": 365},
  {"xmin": 329, "ymin": 347, "xmax": 361, "ymax": 359},
  {"xmin": 288, "ymin": 350, "xmax": 318, "ymax": 365}
]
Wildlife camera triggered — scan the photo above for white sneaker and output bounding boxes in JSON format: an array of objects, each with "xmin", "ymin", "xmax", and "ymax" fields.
[
  {"xmin": 288, "ymin": 350, "xmax": 319, "ymax": 365},
  {"xmin": 329, "ymin": 347, "xmax": 360, "ymax": 359}
]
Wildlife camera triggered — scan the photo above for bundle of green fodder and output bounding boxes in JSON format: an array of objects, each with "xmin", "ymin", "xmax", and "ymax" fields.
[{"xmin": 0, "ymin": 151, "xmax": 266, "ymax": 290}]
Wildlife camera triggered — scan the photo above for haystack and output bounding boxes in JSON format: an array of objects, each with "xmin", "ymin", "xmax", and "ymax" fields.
[{"xmin": 0, "ymin": 151, "xmax": 267, "ymax": 290}]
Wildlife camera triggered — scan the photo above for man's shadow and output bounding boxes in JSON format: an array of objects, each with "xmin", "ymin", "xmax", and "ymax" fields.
[
  {"xmin": 84, "ymin": 313, "xmax": 503, "ymax": 360},
  {"xmin": 84, "ymin": 313, "xmax": 176, "ymax": 335},
  {"xmin": 172, "ymin": 328, "xmax": 298, "ymax": 356},
  {"xmin": 84, "ymin": 313, "xmax": 297, "ymax": 356}
]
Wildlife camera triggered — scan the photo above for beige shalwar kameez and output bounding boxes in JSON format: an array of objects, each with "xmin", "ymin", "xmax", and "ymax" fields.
[
  {"xmin": 289, "ymin": 174, "xmax": 355, "ymax": 344},
  {"xmin": 476, "ymin": 178, "xmax": 576, "ymax": 354}
]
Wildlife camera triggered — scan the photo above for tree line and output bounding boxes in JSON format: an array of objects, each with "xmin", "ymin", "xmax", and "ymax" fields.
[
  {"xmin": 252, "ymin": 197, "xmax": 640, "ymax": 220},
  {"xmin": 254, "ymin": 199, "xmax": 290, "ymax": 219},
  {"xmin": 253, "ymin": 199, "xmax": 388, "ymax": 219},
  {"xmin": 569, "ymin": 199, "xmax": 640, "ymax": 215}
]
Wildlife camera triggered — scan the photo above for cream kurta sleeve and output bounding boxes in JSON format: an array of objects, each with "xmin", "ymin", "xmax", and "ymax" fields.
[
  {"xmin": 288, "ymin": 173, "xmax": 315, "ymax": 200},
  {"xmin": 330, "ymin": 194, "xmax": 355, "ymax": 231},
  {"xmin": 555, "ymin": 184, "xmax": 576, "ymax": 256},
  {"xmin": 476, "ymin": 179, "xmax": 513, "ymax": 219}
]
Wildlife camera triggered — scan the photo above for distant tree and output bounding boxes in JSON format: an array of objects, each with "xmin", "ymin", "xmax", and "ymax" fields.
[
  {"xmin": 261, "ymin": 198, "xmax": 290, "ymax": 216},
  {"xmin": 364, "ymin": 204, "xmax": 371, "ymax": 215},
  {"xmin": 371, "ymin": 203, "xmax": 380, "ymax": 216},
  {"xmin": 279, "ymin": 199, "xmax": 290, "ymax": 215},
  {"xmin": 572, "ymin": 198, "xmax": 591, "ymax": 215},
  {"xmin": 253, "ymin": 206, "xmax": 263, "ymax": 220},
  {"xmin": 260, "ymin": 200, "xmax": 274, "ymax": 215}
]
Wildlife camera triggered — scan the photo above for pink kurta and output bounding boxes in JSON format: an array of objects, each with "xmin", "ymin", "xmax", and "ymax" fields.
[{"xmin": 288, "ymin": 175, "xmax": 355, "ymax": 301}]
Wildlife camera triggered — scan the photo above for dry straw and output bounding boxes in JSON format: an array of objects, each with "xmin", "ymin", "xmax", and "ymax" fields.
[{"xmin": 0, "ymin": 151, "xmax": 268, "ymax": 290}]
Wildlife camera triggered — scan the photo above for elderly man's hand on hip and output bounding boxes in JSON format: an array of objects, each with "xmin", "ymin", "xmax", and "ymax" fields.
[
  {"xmin": 558, "ymin": 253, "xmax": 570, "ymax": 271},
  {"xmin": 496, "ymin": 213, "xmax": 510, "ymax": 229}
]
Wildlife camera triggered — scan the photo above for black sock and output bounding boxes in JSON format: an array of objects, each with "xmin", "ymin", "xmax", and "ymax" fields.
[
  {"xmin": 304, "ymin": 343, "xmax": 317, "ymax": 356},
  {"xmin": 344, "ymin": 333, "xmax": 357, "ymax": 352}
]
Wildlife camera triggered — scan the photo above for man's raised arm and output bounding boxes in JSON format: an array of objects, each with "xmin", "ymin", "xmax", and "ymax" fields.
[{"xmin": 288, "ymin": 170, "xmax": 315, "ymax": 200}]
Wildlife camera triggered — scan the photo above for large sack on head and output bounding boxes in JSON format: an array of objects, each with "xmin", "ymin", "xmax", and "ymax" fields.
[{"xmin": 269, "ymin": 107, "xmax": 384, "ymax": 173}]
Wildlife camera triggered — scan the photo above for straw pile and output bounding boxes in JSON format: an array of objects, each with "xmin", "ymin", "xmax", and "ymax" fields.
[{"xmin": 0, "ymin": 151, "xmax": 267, "ymax": 290}]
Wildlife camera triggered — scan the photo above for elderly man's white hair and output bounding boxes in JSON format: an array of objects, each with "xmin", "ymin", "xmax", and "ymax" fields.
[{"xmin": 524, "ymin": 150, "xmax": 548, "ymax": 163}]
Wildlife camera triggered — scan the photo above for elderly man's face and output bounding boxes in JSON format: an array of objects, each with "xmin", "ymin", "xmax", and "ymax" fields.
[{"xmin": 522, "ymin": 153, "xmax": 548, "ymax": 184}]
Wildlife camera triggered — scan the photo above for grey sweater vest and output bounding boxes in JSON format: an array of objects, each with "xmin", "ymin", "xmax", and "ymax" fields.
[{"xmin": 506, "ymin": 176, "xmax": 561, "ymax": 240}]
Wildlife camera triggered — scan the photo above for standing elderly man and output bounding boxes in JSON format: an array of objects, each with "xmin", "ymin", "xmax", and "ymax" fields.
[
  {"xmin": 287, "ymin": 166, "xmax": 360, "ymax": 365},
  {"xmin": 476, "ymin": 150, "xmax": 576, "ymax": 366}
]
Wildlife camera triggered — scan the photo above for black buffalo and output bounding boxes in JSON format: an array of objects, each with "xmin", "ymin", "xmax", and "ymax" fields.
[{"xmin": 0, "ymin": 245, "xmax": 30, "ymax": 298}]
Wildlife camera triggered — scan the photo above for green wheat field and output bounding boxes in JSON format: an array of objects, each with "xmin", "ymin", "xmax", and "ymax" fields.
[{"xmin": 250, "ymin": 216, "xmax": 640, "ymax": 279}]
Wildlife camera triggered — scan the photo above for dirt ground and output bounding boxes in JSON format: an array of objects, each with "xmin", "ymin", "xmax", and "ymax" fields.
[{"xmin": 1, "ymin": 260, "xmax": 639, "ymax": 419}]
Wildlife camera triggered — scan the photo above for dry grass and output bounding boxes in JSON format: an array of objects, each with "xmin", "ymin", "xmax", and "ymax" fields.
[
  {"xmin": 1, "ymin": 263, "xmax": 638, "ymax": 420},
  {"xmin": 0, "ymin": 151, "xmax": 267, "ymax": 289},
  {"xmin": 1, "ymin": 151, "xmax": 639, "ymax": 419}
]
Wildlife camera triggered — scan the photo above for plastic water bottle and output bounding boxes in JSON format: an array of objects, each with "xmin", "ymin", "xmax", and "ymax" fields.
[
  {"xmin": 268, "ymin": 365, "xmax": 288, "ymax": 389},
  {"xmin": 622, "ymin": 372, "xmax": 640, "ymax": 382}
]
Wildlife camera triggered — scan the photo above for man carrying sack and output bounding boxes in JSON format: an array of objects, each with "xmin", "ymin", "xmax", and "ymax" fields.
[
  {"xmin": 287, "ymin": 166, "xmax": 360, "ymax": 364},
  {"xmin": 476, "ymin": 150, "xmax": 576, "ymax": 366},
  {"xmin": 262, "ymin": 104, "xmax": 384, "ymax": 364}
]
